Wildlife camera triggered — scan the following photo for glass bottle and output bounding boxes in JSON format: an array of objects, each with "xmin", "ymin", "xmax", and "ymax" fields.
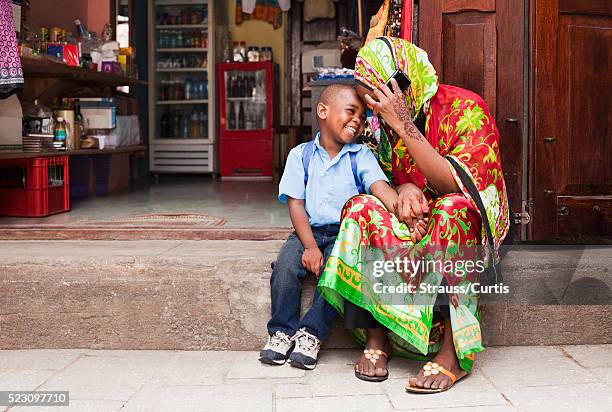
[
  {"xmin": 181, "ymin": 112, "xmax": 190, "ymax": 138},
  {"xmin": 228, "ymin": 102, "xmax": 236, "ymax": 129},
  {"xmin": 54, "ymin": 116, "xmax": 67, "ymax": 149},
  {"xmin": 238, "ymin": 103, "xmax": 245, "ymax": 129},
  {"xmin": 185, "ymin": 78, "xmax": 192, "ymax": 100},
  {"xmin": 172, "ymin": 111, "xmax": 180, "ymax": 137},
  {"xmin": 200, "ymin": 111, "xmax": 207, "ymax": 137},
  {"xmin": 190, "ymin": 112, "xmax": 200, "ymax": 137}
]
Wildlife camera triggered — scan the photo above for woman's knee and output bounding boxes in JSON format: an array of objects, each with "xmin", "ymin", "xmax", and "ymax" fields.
[{"xmin": 341, "ymin": 194, "xmax": 383, "ymax": 218}]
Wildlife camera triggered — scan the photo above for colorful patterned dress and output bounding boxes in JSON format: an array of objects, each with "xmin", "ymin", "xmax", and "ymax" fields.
[
  {"xmin": 318, "ymin": 38, "xmax": 510, "ymax": 372},
  {"xmin": 0, "ymin": 0, "xmax": 23, "ymax": 97}
]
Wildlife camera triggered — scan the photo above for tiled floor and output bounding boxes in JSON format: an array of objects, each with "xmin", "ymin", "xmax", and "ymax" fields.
[
  {"xmin": 0, "ymin": 178, "xmax": 291, "ymax": 228},
  {"xmin": 1, "ymin": 346, "xmax": 611, "ymax": 411}
]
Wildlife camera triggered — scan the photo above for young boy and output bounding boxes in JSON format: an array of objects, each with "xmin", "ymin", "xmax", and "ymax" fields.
[{"xmin": 259, "ymin": 84, "xmax": 398, "ymax": 370}]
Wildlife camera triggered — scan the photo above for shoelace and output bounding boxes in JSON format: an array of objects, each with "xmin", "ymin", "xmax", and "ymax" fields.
[
  {"xmin": 293, "ymin": 330, "xmax": 318, "ymax": 351},
  {"xmin": 269, "ymin": 332, "xmax": 291, "ymax": 348}
]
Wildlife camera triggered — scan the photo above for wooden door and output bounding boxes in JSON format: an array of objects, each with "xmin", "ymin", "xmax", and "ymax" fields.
[
  {"xmin": 533, "ymin": 0, "xmax": 612, "ymax": 240},
  {"xmin": 419, "ymin": 0, "xmax": 526, "ymax": 233}
]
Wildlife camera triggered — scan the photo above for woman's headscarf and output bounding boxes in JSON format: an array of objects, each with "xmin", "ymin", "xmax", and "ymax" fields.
[{"xmin": 355, "ymin": 37, "xmax": 438, "ymax": 119}]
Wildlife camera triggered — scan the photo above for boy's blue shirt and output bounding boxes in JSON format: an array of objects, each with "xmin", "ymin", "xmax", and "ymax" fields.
[{"xmin": 279, "ymin": 134, "xmax": 388, "ymax": 226}]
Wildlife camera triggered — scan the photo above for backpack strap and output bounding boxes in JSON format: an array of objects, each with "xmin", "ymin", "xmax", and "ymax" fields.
[
  {"xmin": 302, "ymin": 140, "xmax": 315, "ymax": 188},
  {"xmin": 349, "ymin": 151, "xmax": 365, "ymax": 194},
  {"xmin": 302, "ymin": 139, "xmax": 365, "ymax": 194}
]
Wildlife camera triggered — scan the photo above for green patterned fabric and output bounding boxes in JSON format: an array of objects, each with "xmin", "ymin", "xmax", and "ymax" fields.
[{"xmin": 354, "ymin": 37, "xmax": 438, "ymax": 119}]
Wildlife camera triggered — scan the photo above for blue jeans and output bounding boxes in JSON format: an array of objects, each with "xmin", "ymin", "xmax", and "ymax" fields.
[{"xmin": 267, "ymin": 224, "xmax": 339, "ymax": 341}]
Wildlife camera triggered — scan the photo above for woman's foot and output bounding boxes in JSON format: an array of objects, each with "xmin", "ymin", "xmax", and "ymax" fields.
[
  {"xmin": 355, "ymin": 328, "xmax": 389, "ymax": 380},
  {"xmin": 407, "ymin": 318, "xmax": 468, "ymax": 391}
]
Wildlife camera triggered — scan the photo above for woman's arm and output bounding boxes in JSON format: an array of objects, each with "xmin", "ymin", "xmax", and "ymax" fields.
[
  {"xmin": 369, "ymin": 180, "xmax": 398, "ymax": 213},
  {"xmin": 364, "ymin": 80, "xmax": 459, "ymax": 195}
]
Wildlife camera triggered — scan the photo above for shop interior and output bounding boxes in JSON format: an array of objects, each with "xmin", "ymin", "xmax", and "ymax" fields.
[{"xmin": 0, "ymin": 0, "xmax": 385, "ymax": 232}]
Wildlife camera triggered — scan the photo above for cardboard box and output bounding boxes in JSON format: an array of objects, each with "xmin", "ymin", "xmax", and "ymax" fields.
[
  {"xmin": 0, "ymin": 94, "xmax": 23, "ymax": 149},
  {"xmin": 81, "ymin": 107, "xmax": 116, "ymax": 129}
]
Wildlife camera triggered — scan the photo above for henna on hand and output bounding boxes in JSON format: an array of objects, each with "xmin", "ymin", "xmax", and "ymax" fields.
[{"xmin": 392, "ymin": 92, "xmax": 424, "ymax": 142}]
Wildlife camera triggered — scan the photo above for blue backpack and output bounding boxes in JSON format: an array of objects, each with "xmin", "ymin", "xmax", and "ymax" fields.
[{"xmin": 301, "ymin": 140, "xmax": 365, "ymax": 194}]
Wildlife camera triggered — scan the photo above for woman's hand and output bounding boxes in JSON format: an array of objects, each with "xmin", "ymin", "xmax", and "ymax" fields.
[
  {"xmin": 364, "ymin": 79, "xmax": 422, "ymax": 140},
  {"xmin": 302, "ymin": 247, "xmax": 324, "ymax": 278},
  {"xmin": 395, "ymin": 183, "xmax": 430, "ymax": 242}
]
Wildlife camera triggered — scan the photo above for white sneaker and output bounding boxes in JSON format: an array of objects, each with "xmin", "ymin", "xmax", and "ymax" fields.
[
  {"xmin": 288, "ymin": 328, "xmax": 321, "ymax": 370},
  {"xmin": 259, "ymin": 331, "xmax": 294, "ymax": 365}
]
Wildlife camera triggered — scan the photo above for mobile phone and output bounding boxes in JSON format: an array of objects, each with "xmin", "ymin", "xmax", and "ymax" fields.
[{"xmin": 386, "ymin": 70, "xmax": 411, "ymax": 92}]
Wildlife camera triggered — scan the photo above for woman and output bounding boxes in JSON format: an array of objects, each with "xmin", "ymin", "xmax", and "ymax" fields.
[{"xmin": 318, "ymin": 37, "xmax": 510, "ymax": 393}]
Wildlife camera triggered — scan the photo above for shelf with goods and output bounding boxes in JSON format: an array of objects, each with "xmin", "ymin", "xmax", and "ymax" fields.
[
  {"xmin": 156, "ymin": 68, "xmax": 208, "ymax": 73},
  {"xmin": 157, "ymin": 48, "xmax": 208, "ymax": 53},
  {"xmin": 156, "ymin": 99, "xmax": 209, "ymax": 105},
  {"xmin": 148, "ymin": 0, "xmax": 218, "ymax": 174},
  {"xmin": 155, "ymin": 24, "xmax": 208, "ymax": 29},
  {"xmin": 21, "ymin": 56, "xmax": 146, "ymax": 87}
]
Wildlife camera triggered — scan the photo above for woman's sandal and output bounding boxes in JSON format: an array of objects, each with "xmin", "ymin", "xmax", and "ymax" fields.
[
  {"xmin": 405, "ymin": 361, "xmax": 466, "ymax": 394},
  {"xmin": 354, "ymin": 348, "xmax": 389, "ymax": 382}
]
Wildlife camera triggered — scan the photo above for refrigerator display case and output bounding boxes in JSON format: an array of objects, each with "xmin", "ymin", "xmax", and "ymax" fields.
[
  {"xmin": 148, "ymin": 0, "xmax": 220, "ymax": 174},
  {"xmin": 218, "ymin": 61, "xmax": 275, "ymax": 179}
]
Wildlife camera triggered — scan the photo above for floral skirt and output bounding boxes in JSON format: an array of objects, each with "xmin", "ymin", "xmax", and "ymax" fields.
[{"xmin": 318, "ymin": 194, "xmax": 484, "ymax": 372}]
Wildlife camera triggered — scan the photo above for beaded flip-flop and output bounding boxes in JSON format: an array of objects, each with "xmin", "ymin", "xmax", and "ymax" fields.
[
  {"xmin": 354, "ymin": 348, "xmax": 389, "ymax": 382},
  {"xmin": 405, "ymin": 361, "xmax": 466, "ymax": 393}
]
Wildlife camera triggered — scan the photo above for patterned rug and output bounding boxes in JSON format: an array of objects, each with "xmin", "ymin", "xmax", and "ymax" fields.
[{"xmin": 75, "ymin": 213, "xmax": 227, "ymax": 228}]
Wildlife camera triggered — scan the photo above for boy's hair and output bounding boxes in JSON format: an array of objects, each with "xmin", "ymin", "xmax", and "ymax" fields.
[{"xmin": 317, "ymin": 83, "xmax": 359, "ymax": 106}]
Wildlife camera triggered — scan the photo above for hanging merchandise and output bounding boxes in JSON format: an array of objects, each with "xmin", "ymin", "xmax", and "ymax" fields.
[
  {"xmin": 301, "ymin": 0, "xmax": 340, "ymax": 23},
  {"xmin": 242, "ymin": 0, "xmax": 256, "ymax": 14},
  {"xmin": 400, "ymin": 0, "xmax": 414, "ymax": 42},
  {"xmin": 278, "ymin": 0, "xmax": 290, "ymax": 11},
  {"xmin": 365, "ymin": 0, "xmax": 390, "ymax": 43},
  {"xmin": 0, "ymin": 0, "xmax": 23, "ymax": 98},
  {"xmin": 384, "ymin": 0, "xmax": 403, "ymax": 38},
  {"xmin": 365, "ymin": 0, "xmax": 413, "ymax": 43},
  {"xmin": 235, "ymin": 0, "xmax": 283, "ymax": 30}
]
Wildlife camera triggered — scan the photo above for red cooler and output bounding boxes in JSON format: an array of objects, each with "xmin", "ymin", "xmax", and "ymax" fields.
[{"xmin": 218, "ymin": 61, "xmax": 275, "ymax": 179}]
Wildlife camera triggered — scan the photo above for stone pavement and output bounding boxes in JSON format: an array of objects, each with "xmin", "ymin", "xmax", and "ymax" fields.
[{"xmin": 1, "ymin": 346, "xmax": 611, "ymax": 411}]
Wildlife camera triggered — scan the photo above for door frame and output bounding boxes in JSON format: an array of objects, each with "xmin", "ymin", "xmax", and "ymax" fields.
[{"xmin": 530, "ymin": 0, "xmax": 558, "ymax": 240}]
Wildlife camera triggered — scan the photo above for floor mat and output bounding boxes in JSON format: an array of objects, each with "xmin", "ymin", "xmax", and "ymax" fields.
[{"xmin": 75, "ymin": 213, "xmax": 228, "ymax": 228}]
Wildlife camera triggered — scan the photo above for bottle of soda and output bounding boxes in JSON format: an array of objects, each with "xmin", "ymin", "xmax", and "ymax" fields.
[
  {"xmin": 161, "ymin": 111, "xmax": 170, "ymax": 137},
  {"xmin": 181, "ymin": 112, "xmax": 190, "ymax": 138},
  {"xmin": 228, "ymin": 102, "xmax": 236, "ymax": 129},
  {"xmin": 236, "ymin": 75, "xmax": 243, "ymax": 97},
  {"xmin": 73, "ymin": 99, "xmax": 85, "ymax": 145},
  {"xmin": 185, "ymin": 78, "xmax": 192, "ymax": 100},
  {"xmin": 200, "ymin": 111, "xmax": 207, "ymax": 137},
  {"xmin": 190, "ymin": 112, "xmax": 200, "ymax": 137},
  {"xmin": 54, "ymin": 116, "xmax": 67, "ymax": 149},
  {"xmin": 172, "ymin": 111, "xmax": 180, "ymax": 137},
  {"xmin": 250, "ymin": 75, "xmax": 256, "ymax": 98},
  {"xmin": 238, "ymin": 102, "xmax": 245, "ymax": 129}
]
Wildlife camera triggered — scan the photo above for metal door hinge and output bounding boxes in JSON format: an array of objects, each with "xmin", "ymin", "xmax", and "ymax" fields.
[{"xmin": 515, "ymin": 199, "xmax": 532, "ymax": 225}]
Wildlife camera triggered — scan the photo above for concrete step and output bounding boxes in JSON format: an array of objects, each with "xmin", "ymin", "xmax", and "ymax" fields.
[{"xmin": 1, "ymin": 241, "xmax": 611, "ymax": 350}]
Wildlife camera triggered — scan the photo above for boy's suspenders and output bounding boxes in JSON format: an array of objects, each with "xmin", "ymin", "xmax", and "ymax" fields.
[{"xmin": 301, "ymin": 140, "xmax": 365, "ymax": 194}]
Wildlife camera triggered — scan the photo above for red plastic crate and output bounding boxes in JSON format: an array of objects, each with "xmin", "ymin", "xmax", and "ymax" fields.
[{"xmin": 0, "ymin": 156, "xmax": 70, "ymax": 217}]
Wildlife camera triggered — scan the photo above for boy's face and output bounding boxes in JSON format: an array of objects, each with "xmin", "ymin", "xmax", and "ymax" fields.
[{"xmin": 318, "ymin": 88, "xmax": 366, "ymax": 145}]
